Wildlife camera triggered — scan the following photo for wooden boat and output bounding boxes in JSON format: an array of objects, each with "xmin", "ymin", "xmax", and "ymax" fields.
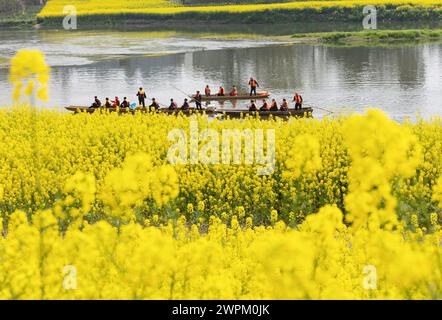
[
  {"xmin": 65, "ymin": 106, "xmax": 217, "ymax": 115},
  {"xmin": 191, "ymin": 92, "xmax": 271, "ymax": 101},
  {"xmin": 65, "ymin": 106, "xmax": 313, "ymax": 118},
  {"xmin": 217, "ymin": 108, "xmax": 313, "ymax": 119}
]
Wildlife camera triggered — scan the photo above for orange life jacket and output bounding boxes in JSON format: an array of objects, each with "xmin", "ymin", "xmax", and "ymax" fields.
[
  {"xmin": 250, "ymin": 80, "xmax": 257, "ymax": 87},
  {"xmin": 205, "ymin": 88, "xmax": 211, "ymax": 95},
  {"xmin": 219, "ymin": 87, "xmax": 225, "ymax": 95},
  {"xmin": 295, "ymin": 95, "xmax": 302, "ymax": 104}
]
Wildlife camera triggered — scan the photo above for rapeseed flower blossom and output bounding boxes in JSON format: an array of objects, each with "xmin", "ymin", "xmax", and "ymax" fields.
[
  {"xmin": 38, "ymin": 1, "xmax": 442, "ymax": 18},
  {"xmin": 0, "ymin": 101, "xmax": 440, "ymax": 299},
  {"xmin": 9, "ymin": 50, "xmax": 50, "ymax": 102}
]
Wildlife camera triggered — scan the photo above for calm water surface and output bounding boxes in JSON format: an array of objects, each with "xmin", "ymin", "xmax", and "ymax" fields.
[{"xmin": 0, "ymin": 28, "xmax": 441, "ymax": 120}]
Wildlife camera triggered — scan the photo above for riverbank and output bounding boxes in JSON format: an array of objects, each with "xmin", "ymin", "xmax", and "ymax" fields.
[
  {"xmin": 37, "ymin": 0, "xmax": 442, "ymax": 25},
  {"xmin": 0, "ymin": 5, "xmax": 42, "ymax": 27},
  {"xmin": 290, "ymin": 29, "xmax": 442, "ymax": 45}
]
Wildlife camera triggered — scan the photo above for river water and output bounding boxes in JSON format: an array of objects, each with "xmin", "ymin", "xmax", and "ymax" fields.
[{"xmin": 0, "ymin": 27, "xmax": 441, "ymax": 120}]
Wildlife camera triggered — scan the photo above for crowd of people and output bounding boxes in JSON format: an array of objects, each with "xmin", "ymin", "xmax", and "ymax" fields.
[{"xmin": 89, "ymin": 78, "xmax": 303, "ymax": 112}]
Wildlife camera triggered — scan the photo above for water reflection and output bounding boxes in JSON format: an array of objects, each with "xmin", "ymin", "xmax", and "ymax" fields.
[{"xmin": 0, "ymin": 36, "xmax": 440, "ymax": 120}]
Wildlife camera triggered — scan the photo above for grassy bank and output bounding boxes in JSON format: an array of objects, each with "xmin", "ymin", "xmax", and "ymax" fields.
[
  {"xmin": 37, "ymin": 0, "xmax": 442, "ymax": 25},
  {"xmin": 0, "ymin": 4, "xmax": 43, "ymax": 26},
  {"xmin": 291, "ymin": 29, "xmax": 442, "ymax": 44}
]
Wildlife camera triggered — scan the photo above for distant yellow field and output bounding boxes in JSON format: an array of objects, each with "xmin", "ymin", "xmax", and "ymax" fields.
[{"xmin": 38, "ymin": 0, "xmax": 442, "ymax": 18}]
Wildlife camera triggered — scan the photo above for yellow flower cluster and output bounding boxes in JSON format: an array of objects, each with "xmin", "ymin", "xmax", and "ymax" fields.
[
  {"xmin": 9, "ymin": 50, "xmax": 50, "ymax": 103},
  {"xmin": 343, "ymin": 110, "xmax": 422, "ymax": 231},
  {"xmin": 38, "ymin": 0, "xmax": 442, "ymax": 18},
  {"xmin": 0, "ymin": 107, "xmax": 440, "ymax": 228},
  {"xmin": 0, "ymin": 204, "xmax": 440, "ymax": 299},
  {"xmin": 0, "ymin": 106, "xmax": 441, "ymax": 299}
]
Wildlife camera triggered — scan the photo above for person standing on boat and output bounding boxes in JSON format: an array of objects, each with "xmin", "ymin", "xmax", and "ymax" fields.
[
  {"xmin": 249, "ymin": 78, "xmax": 259, "ymax": 96},
  {"xmin": 181, "ymin": 98, "xmax": 190, "ymax": 111},
  {"xmin": 249, "ymin": 100, "xmax": 258, "ymax": 111},
  {"xmin": 293, "ymin": 93, "xmax": 303, "ymax": 110},
  {"xmin": 217, "ymin": 86, "xmax": 225, "ymax": 96},
  {"xmin": 270, "ymin": 99, "xmax": 278, "ymax": 111},
  {"xmin": 260, "ymin": 99, "xmax": 269, "ymax": 111},
  {"xmin": 229, "ymin": 86, "xmax": 238, "ymax": 97},
  {"xmin": 194, "ymin": 91, "xmax": 203, "ymax": 110},
  {"xmin": 137, "ymin": 87, "xmax": 147, "ymax": 108},
  {"xmin": 112, "ymin": 96, "xmax": 120, "ymax": 108},
  {"xmin": 91, "ymin": 96, "xmax": 101, "ymax": 108},
  {"xmin": 120, "ymin": 97, "xmax": 130, "ymax": 108},
  {"xmin": 149, "ymin": 98, "xmax": 160, "ymax": 110},
  {"xmin": 205, "ymin": 85, "xmax": 211, "ymax": 96},
  {"xmin": 169, "ymin": 99, "xmax": 178, "ymax": 110},
  {"xmin": 280, "ymin": 99, "xmax": 289, "ymax": 111}
]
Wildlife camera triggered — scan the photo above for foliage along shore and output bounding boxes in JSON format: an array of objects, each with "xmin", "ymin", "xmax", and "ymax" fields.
[
  {"xmin": 290, "ymin": 29, "xmax": 442, "ymax": 44},
  {"xmin": 0, "ymin": 4, "xmax": 42, "ymax": 27},
  {"xmin": 37, "ymin": 4, "xmax": 442, "ymax": 26}
]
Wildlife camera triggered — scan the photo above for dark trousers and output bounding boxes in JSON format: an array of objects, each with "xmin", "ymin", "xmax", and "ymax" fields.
[
  {"xmin": 139, "ymin": 98, "xmax": 145, "ymax": 107},
  {"xmin": 196, "ymin": 101, "xmax": 202, "ymax": 110},
  {"xmin": 295, "ymin": 103, "xmax": 302, "ymax": 110},
  {"xmin": 250, "ymin": 87, "xmax": 257, "ymax": 95}
]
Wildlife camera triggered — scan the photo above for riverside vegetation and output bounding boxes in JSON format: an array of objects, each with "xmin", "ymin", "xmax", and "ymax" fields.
[{"xmin": 37, "ymin": 0, "xmax": 442, "ymax": 24}]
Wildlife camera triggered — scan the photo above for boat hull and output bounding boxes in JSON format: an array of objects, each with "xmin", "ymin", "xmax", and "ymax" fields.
[
  {"xmin": 65, "ymin": 106, "xmax": 313, "ymax": 118},
  {"xmin": 193, "ymin": 92, "xmax": 271, "ymax": 101},
  {"xmin": 218, "ymin": 108, "xmax": 313, "ymax": 119}
]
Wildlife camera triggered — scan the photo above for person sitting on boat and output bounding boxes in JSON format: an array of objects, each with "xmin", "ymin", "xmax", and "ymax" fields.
[
  {"xmin": 137, "ymin": 87, "xmax": 147, "ymax": 108},
  {"xmin": 205, "ymin": 85, "xmax": 211, "ymax": 96},
  {"xmin": 120, "ymin": 97, "xmax": 130, "ymax": 108},
  {"xmin": 104, "ymin": 98, "xmax": 112, "ymax": 109},
  {"xmin": 91, "ymin": 96, "xmax": 101, "ymax": 108},
  {"xmin": 217, "ymin": 86, "xmax": 225, "ymax": 96},
  {"xmin": 249, "ymin": 100, "xmax": 258, "ymax": 111},
  {"xmin": 169, "ymin": 98, "xmax": 178, "ymax": 110},
  {"xmin": 293, "ymin": 93, "xmax": 303, "ymax": 110},
  {"xmin": 149, "ymin": 98, "xmax": 160, "ymax": 110},
  {"xmin": 112, "ymin": 96, "xmax": 120, "ymax": 108},
  {"xmin": 194, "ymin": 91, "xmax": 203, "ymax": 110},
  {"xmin": 229, "ymin": 86, "xmax": 238, "ymax": 97},
  {"xmin": 270, "ymin": 99, "xmax": 278, "ymax": 111},
  {"xmin": 280, "ymin": 98, "xmax": 289, "ymax": 111},
  {"xmin": 181, "ymin": 98, "xmax": 190, "ymax": 111},
  {"xmin": 260, "ymin": 99, "xmax": 269, "ymax": 111},
  {"xmin": 249, "ymin": 78, "xmax": 259, "ymax": 96}
]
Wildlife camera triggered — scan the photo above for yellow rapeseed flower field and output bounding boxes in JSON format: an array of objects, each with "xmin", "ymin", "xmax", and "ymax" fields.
[
  {"xmin": 37, "ymin": 0, "xmax": 442, "ymax": 18},
  {"xmin": 0, "ymin": 105, "xmax": 441, "ymax": 299},
  {"xmin": 1, "ymin": 51, "xmax": 442, "ymax": 300}
]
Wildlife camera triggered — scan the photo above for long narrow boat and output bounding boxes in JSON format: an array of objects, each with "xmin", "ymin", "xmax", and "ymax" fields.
[
  {"xmin": 65, "ymin": 106, "xmax": 216, "ymax": 115},
  {"xmin": 218, "ymin": 108, "xmax": 313, "ymax": 119},
  {"xmin": 65, "ymin": 105, "xmax": 313, "ymax": 118},
  {"xmin": 192, "ymin": 92, "xmax": 271, "ymax": 101}
]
